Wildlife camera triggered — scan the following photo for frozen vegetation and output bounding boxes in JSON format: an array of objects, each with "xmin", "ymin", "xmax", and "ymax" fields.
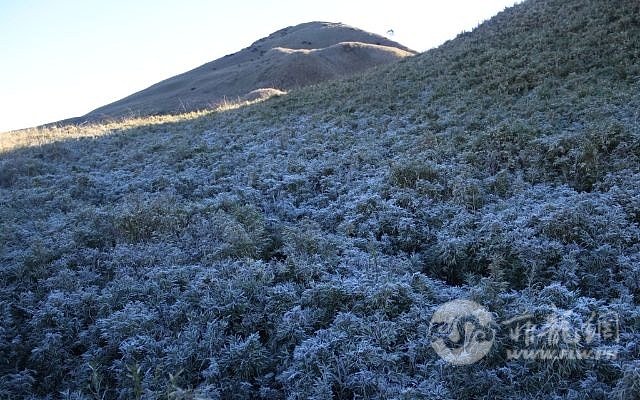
[{"xmin": 1, "ymin": 0, "xmax": 639, "ymax": 398}]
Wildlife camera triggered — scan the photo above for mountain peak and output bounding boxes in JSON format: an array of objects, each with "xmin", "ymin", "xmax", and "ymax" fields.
[{"xmin": 78, "ymin": 21, "xmax": 414, "ymax": 122}]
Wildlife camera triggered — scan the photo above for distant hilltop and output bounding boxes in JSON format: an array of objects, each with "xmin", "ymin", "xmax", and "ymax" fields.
[{"xmin": 73, "ymin": 21, "xmax": 415, "ymax": 122}]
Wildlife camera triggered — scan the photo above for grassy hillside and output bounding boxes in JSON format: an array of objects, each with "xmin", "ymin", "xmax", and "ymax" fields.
[
  {"xmin": 77, "ymin": 22, "xmax": 414, "ymax": 122},
  {"xmin": 1, "ymin": 0, "xmax": 639, "ymax": 398}
]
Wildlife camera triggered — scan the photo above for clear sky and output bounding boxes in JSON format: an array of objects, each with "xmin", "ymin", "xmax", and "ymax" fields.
[{"xmin": 0, "ymin": 0, "xmax": 523, "ymax": 132}]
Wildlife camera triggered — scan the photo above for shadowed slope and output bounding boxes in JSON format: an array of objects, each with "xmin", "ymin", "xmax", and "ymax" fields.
[{"xmin": 1, "ymin": 1, "xmax": 640, "ymax": 398}]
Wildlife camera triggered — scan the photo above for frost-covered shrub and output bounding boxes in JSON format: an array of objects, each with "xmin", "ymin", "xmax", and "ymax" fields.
[
  {"xmin": 389, "ymin": 161, "xmax": 439, "ymax": 188},
  {"xmin": 181, "ymin": 202, "xmax": 274, "ymax": 261},
  {"xmin": 72, "ymin": 207, "xmax": 118, "ymax": 249},
  {"xmin": 613, "ymin": 360, "xmax": 640, "ymax": 400},
  {"xmin": 597, "ymin": 170, "xmax": 640, "ymax": 225},
  {"xmin": 465, "ymin": 121, "xmax": 539, "ymax": 174},
  {"xmin": 1, "ymin": 0, "xmax": 640, "ymax": 398},
  {"xmin": 0, "ymin": 370, "xmax": 36, "ymax": 398},
  {"xmin": 426, "ymin": 184, "xmax": 640, "ymax": 294},
  {"xmin": 524, "ymin": 123, "xmax": 638, "ymax": 191},
  {"xmin": 450, "ymin": 176, "xmax": 486, "ymax": 211},
  {"xmin": 281, "ymin": 218, "xmax": 338, "ymax": 260},
  {"xmin": 115, "ymin": 195, "xmax": 190, "ymax": 243},
  {"xmin": 220, "ymin": 333, "xmax": 269, "ymax": 380},
  {"xmin": 0, "ymin": 156, "xmax": 46, "ymax": 188}
]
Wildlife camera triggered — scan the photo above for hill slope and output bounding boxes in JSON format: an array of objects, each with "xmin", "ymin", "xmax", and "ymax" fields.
[
  {"xmin": 1, "ymin": 0, "xmax": 640, "ymax": 398},
  {"xmin": 78, "ymin": 22, "xmax": 415, "ymax": 121}
]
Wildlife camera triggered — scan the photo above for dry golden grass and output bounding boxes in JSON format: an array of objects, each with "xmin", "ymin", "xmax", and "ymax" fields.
[
  {"xmin": 0, "ymin": 95, "xmax": 277, "ymax": 153},
  {"xmin": 0, "ymin": 113, "xmax": 203, "ymax": 153}
]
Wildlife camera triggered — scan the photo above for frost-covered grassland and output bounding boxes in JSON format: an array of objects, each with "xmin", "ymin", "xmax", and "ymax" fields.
[{"xmin": 1, "ymin": 0, "xmax": 639, "ymax": 398}]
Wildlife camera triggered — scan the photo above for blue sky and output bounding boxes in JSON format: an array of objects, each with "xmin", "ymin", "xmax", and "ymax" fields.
[{"xmin": 0, "ymin": 0, "xmax": 522, "ymax": 132}]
